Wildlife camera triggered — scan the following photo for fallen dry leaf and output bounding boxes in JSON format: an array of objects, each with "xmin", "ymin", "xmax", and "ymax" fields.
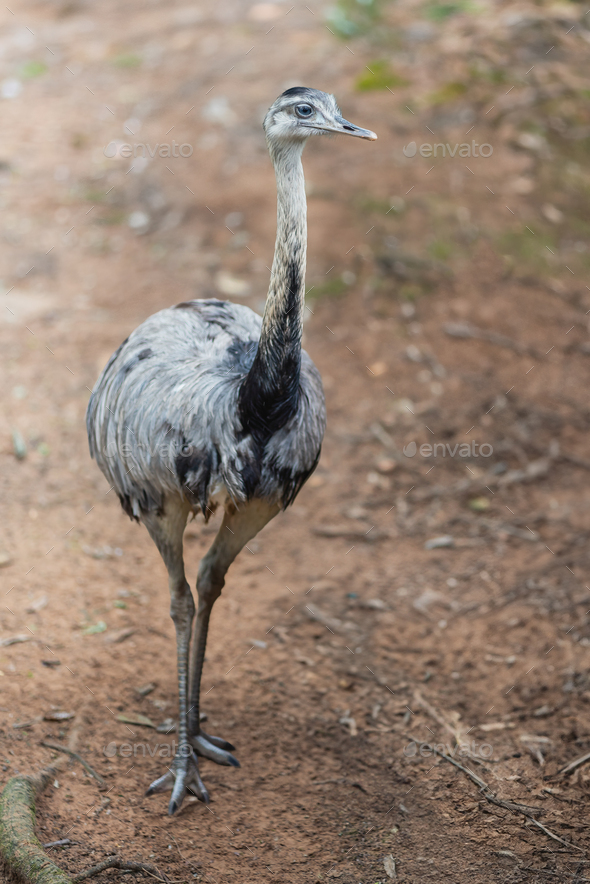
[{"xmin": 384, "ymin": 854, "xmax": 397, "ymax": 879}]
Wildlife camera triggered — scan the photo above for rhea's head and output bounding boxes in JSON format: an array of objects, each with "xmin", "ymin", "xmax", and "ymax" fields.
[{"xmin": 263, "ymin": 87, "xmax": 377, "ymax": 147}]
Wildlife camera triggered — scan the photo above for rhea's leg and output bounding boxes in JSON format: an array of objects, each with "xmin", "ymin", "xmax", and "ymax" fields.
[
  {"xmin": 142, "ymin": 502, "xmax": 208, "ymax": 814},
  {"xmin": 187, "ymin": 498, "xmax": 280, "ymax": 763}
]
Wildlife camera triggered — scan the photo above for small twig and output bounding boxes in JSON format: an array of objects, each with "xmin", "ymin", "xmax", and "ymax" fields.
[
  {"xmin": 414, "ymin": 691, "xmax": 456, "ymax": 738},
  {"xmin": 556, "ymin": 750, "xmax": 590, "ymax": 778},
  {"xmin": 72, "ymin": 856, "xmax": 170, "ymax": 882},
  {"xmin": 542, "ymin": 788, "xmax": 584, "ymax": 805},
  {"xmin": 408, "ymin": 737, "xmax": 582, "ymax": 852},
  {"xmin": 41, "ymin": 740, "xmax": 105, "ymax": 787},
  {"xmin": 413, "ymin": 691, "xmax": 484, "ymax": 765},
  {"xmin": 410, "ymin": 457, "xmax": 551, "ymax": 503},
  {"xmin": 312, "ymin": 777, "xmax": 368, "ymax": 791},
  {"xmin": 43, "ymin": 839, "xmax": 72, "ymax": 849},
  {"xmin": 560, "ymin": 452, "xmax": 590, "ymax": 472},
  {"xmin": 443, "ymin": 321, "xmax": 540, "ymax": 358}
]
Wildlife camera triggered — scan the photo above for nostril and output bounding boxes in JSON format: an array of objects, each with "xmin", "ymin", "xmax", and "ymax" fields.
[{"xmin": 342, "ymin": 125, "xmax": 355, "ymax": 132}]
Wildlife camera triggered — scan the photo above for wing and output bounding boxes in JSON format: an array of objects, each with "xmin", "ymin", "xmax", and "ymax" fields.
[
  {"xmin": 87, "ymin": 298, "xmax": 325, "ymax": 519},
  {"xmin": 87, "ymin": 300, "xmax": 261, "ymax": 518}
]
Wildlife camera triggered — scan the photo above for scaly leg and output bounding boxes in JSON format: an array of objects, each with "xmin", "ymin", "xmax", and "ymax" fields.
[
  {"xmin": 187, "ymin": 498, "xmax": 280, "ymax": 765},
  {"xmin": 142, "ymin": 503, "xmax": 209, "ymax": 814}
]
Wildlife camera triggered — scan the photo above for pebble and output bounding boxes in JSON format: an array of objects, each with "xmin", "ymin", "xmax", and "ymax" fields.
[
  {"xmin": 425, "ymin": 535, "xmax": 454, "ymax": 550},
  {"xmin": 12, "ymin": 429, "xmax": 27, "ymax": 460},
  {"xmin": 214, "ymin": 271, "xmax": 250, "ymax": 297}
]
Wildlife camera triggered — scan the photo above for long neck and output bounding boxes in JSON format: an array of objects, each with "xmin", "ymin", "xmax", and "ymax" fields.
[{"xmin": 239, "ymin": 140, "xmax": 307, "ymax": 439}]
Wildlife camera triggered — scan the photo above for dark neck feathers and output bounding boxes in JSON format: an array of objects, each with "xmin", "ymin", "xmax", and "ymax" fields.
[{"xmin": 238, "ymin": 140, "xmax": 307, "ymax": 440}]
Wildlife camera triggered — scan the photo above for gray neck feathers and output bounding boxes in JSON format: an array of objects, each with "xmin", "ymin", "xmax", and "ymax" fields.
[
  {"xmin": 238, "ymin": 140, "xmax": 307, "ymax": 439},
  {"xmin": 261, "ymin": 140, "xmax": 307, "ymax": 356}
]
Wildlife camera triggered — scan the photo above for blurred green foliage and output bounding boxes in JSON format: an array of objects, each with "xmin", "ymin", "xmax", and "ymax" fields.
[
  {"xmin": 85, "ymin": 189, "xmax": 107, "ymax": 203},
  {"xmin": 356, "ymin": 60, "xmax": 408, "ymax": 91},
  {"xmin": 308, "ymin": 277, "xmax": 350, "ymax": 300},
  {"xmin": 20, "ymin": 61, "xmax": 47, "ymax": 78},
  {"xmin": 353, "ymin": 192, "xmax": 394, "ymax": 213},
  {"xmin": 96, "ymin": 210, "xmax": 126, "ymax": 226},
  {"xmin": 468, "ymin": 62, "xmax": 507, "ymax": 84},
  {"xmin": 428, "ymin": 239, "xmax": 453, "ymax": 260},
  {"xmin": 497, "ymin": 229, "xmax": 555, "ymax": 273},
  {"xmin": 428, "ymin": 81, "xmax": 467, "ymax": 105},
  {"xmin": 398, "ymin": 283, "xmax": 423, "ymax": 301},
  {"xmin": 112, "ymin": 53, "xmax": 142, "ymax": 68},
  {"xmin": 424, "ymin": 0, "xmax": 474, "ymax": 20},
  {"xmin": 325, "ymin": 0, "xmax": 382, "ymax": 37}
]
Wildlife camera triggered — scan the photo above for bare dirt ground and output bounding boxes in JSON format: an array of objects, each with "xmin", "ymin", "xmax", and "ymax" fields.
[{"xmin": 1, "ymin": 0, "xmax": 590, "ymax": 881}]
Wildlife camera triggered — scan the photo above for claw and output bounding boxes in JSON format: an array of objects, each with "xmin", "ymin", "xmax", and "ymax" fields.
[
  {"xmin": 192, "ymin": 733, "xmax": 240, "ymax": 767},
  {"xmin": 202, "ymin": 732, "xmax": 237, "ymax": 752}
]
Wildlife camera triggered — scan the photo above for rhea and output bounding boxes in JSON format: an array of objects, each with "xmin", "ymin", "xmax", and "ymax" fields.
[{"xmin": 87, "ymin": 88, "xmax": 376, "ymax": 815}]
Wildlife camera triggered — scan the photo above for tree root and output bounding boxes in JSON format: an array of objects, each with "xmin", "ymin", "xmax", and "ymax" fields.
[
  {"xmin": 0, "ymin": 766, "xmax": 72, "ymax": 884},
  {"xmin": 0, "ymin": 713, "xmax": 169, "ymax": 883},
  {"xmin": 72, "ymin": 856, "xmax": 170, "ymax": 882}
]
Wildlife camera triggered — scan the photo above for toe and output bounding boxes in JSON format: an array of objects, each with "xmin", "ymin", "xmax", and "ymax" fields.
[
  {"xmin": 192, "ymin": 733, "xmax": 240, "ymax": 767},
  {"xmin": 202, "ymin": 732, "xmax": 237, "ymax": 752},
  {"xmin": 168, "ymin": 797, "xmax": 180, "ymax": 816},
  {"xmin": 168, "ymin": 777, "xmax": 187, "ymax": 816},
  {"xmin": 187, "ymin": 781, "xmax": 210, "ymax": 804},
  {"xmin": 145, "ymin": 771, "xmax": 174, "ymax": 796},
  {"xmin": 187, "ymin": 761, "xmax": 210, "ymax": 804}
]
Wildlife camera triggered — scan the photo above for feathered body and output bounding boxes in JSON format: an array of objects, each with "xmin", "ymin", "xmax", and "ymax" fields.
[{"xmin": 87, "ymin": 298, "xmax": 325, "ymax": 520}]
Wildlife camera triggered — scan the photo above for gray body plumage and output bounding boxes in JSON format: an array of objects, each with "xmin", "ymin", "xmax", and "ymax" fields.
[{"xmin": 87, "ymin": 298, "xmax": 326, "ymax": 520}]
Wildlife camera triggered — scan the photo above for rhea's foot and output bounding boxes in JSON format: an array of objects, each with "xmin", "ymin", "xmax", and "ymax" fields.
[
  {"xmin": 146, "ymin": 747, "xmax": 209, "ymax": 815},
  {"xmin": 190, "ymin": 730, "xmax": 240, "ymax": 768}
]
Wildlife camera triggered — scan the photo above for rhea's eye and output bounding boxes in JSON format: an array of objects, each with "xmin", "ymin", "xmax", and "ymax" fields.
[
  {"xmin": 295, "ymin": 104, "xmax": 313, "ymax": 118},
  {"xmin": 181, "ymin": 444, "xmax": 192, "ymax": 455}
]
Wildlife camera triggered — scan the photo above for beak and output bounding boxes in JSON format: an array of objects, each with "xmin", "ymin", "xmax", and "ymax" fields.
[{"xmin": 325, "ymin": 115, "xmax": 377, "ymax": 141}]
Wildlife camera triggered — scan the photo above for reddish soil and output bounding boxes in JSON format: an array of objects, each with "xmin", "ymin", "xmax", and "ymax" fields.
[{"xmin": 2, "ymin": 1, "xmax": 590, "ymax": 882}]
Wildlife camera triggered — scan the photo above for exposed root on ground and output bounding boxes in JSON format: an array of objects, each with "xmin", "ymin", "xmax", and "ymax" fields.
[{"xmin": 0, "ymin": 710, "xmax": 169, "ymax": 884}]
